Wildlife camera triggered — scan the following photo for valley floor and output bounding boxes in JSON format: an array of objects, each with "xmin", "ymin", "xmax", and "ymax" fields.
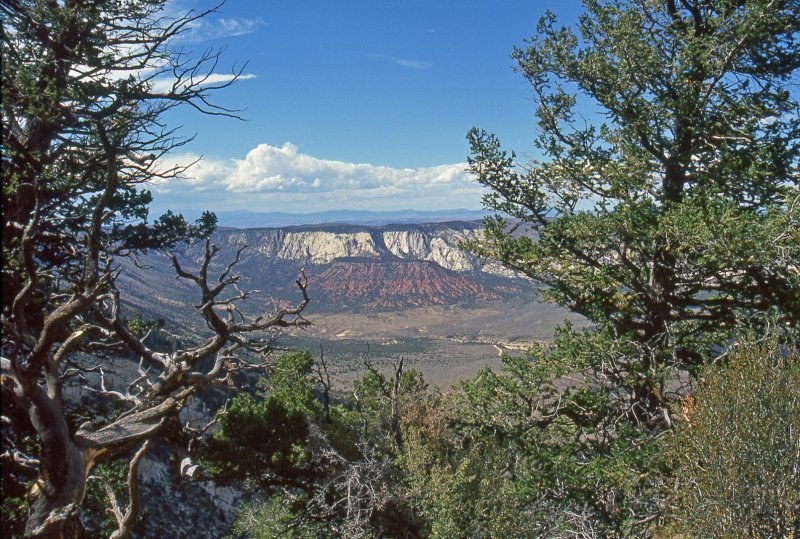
[{"xmin": 282, "ymin": 301, "xmax": 588, "ymax": 388}]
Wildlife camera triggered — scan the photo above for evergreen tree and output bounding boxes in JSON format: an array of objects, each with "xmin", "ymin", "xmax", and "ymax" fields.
[
  {"xmin": 461, "ymin": 1, "xmax": 799, "ymax": 532},
  {"xmin": 467, "ymin": 0, "xmax": 799, "ymax": 425}
]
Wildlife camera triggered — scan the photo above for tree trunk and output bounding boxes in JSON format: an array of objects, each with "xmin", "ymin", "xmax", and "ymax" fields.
[{"xmin": 24, "ymin": 389, "xmax": 88, "ymax": 538}]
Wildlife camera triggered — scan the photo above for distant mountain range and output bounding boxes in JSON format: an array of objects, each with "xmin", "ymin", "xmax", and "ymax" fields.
[{"xmin": 209, "ymin": 208, "xmax": 491, "ymax": 228}]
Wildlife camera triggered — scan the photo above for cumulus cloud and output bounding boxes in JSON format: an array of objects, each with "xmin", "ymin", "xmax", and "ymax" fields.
[
  {"xmin": 155, "ymin": 152, "xmax": 229, "ymax": 191},
  {"xmin": 153, "ymin": 142, "xmax": 485, "ymax": 212},
  {"xmin": 224, "ymin": 142, "xmax": 464, "ymax": 193}
]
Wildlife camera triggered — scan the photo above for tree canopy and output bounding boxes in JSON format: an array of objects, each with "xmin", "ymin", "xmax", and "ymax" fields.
[
  {"xmin": 3, "ymin": 0, "xmax": 798, "ymax": 537},
  {"xmin": 467, "ymin": 0, "xmax": 799, "ymax": 425},
  {"xmin": 1, "ymin": 1, "xmax": 309, "ymax": 536},
  {"xmin": 202, "ymin": 1, "xmax": 800, "ymax": 536},
  {"xmin": 457, "ymin": 0, "xmax": 800, "ymax": 532}
]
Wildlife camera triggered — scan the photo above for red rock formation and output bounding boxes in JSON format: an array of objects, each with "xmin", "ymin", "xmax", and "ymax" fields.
[{"xmin": 310, "ymin": 260, "xmax": 503, "ymax": 310}]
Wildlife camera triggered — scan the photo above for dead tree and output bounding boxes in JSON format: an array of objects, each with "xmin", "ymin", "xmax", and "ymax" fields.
[
  {"xmin": 3, "ymin": 233, "xmax": 310, "ymax": 537},
  {"xmin": 315, "ymin": 347, "xmax": 334, "ymax": 424},
  {"xmin": 360, "ymin": 358, "xmax": 406, "ymax": 451}
]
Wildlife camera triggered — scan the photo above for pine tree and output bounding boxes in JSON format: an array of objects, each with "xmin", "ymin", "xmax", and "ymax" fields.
[{"xmin": 467, "ymin": 0, "xmax": 799, "ymax": 425}]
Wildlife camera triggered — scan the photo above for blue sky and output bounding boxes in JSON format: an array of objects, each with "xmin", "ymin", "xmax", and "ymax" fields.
[{"xmin": 151, "ymin": 1, "xmax": 583, "ymax": 216}]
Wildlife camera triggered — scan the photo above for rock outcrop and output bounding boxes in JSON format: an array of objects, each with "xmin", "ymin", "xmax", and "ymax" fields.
[
  {"xmin": 278, "ymin": 231, "xmax": 380, "ymax": 263},
  {"xmin": 313, "ymin": 259, "xmax": 502, "ymax": 309},
  {"xmin": 119, "ymin": 221, "xmax": 532, "ymax": 319},
  {"xmin": 136, "ymin": 440, "xmax": 244, "ymax": 539},
  {"xmin": 213, "ymin": 222, "xmax": 520, "ymax": 277}
]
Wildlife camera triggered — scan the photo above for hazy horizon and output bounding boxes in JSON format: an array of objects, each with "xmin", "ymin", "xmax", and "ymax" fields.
[{"xmin": 181, "ymin": 207, "xmax": 492, "ymax": 228}]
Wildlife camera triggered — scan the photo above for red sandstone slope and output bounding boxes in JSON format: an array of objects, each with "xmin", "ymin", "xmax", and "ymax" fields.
[{"xmin": 310, "ymin": 259, "xmax": 506, "ymax": 310}]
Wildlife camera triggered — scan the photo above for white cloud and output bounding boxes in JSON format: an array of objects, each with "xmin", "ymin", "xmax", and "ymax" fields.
[
  {"xmin": 178, "ymin": 17, "xmax": 265, "ymax": 43},
  {"xmin": 225, "ymin": 143, "xmax": 468, "ymax": 194},
  {"xmin": 155, "ymin": 152, "xmax": 229, "ymax": 191},
  {"xmin": 153, "ymin": 142, "xmax": 485, "ymax": 212},
  {"xmin": 150, "ymin": 72, "xmax": 257, "ymax": 93},
  {"xmin": 68, "ymin": 9, "xmax": 260, "ymax": 90},
  {"xmin": 367, "ymin": 53, "xmax": 433, "ymax": 69}
]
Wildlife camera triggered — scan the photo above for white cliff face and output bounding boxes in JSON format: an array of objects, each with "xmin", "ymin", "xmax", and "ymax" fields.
[
  {"xmin": 216, "ymin": 229, "xmax": 284, "ymax": 258},
  {"xmin": 382, "ymin": 228, "xmax": 483, "ymax": 272},
  {"xmin": 383, "ymin": 230, "xmax": 430, "ymax": 259},
  {"xmin": 428, "ymin": 237, "xmax": 475, "ymax": 271},
  {"xmin": 215, "ymin": 223, "xmax": 528, "ymax": 277},
  {"xmin": 278, "ymin": 231, "xmax": 379, "ymax": 263},
  {"xmin": 253, "ymin": 230, "xmax": 285, "ymax": 257},
  {"xmin": 480, "ymin": 260, "xmax": 525, "ymax": 279}
]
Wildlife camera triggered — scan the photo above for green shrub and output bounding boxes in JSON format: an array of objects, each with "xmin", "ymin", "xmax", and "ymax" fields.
[{"xmin": 662, "ymin": 337, "xmax": 799, "ymax": 538}]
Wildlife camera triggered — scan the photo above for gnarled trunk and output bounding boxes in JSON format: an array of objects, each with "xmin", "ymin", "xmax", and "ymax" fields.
[{"xmin": 24, "ymin": 389, "xmax": 88, "ymax": 538}]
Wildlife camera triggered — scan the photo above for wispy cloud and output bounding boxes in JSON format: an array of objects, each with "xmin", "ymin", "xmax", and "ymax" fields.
[
  {"xmin": 367, "ymin": 53, "xmax": 433, "ymax": 69},
  {"xmin": 150, "ymin": 72, "xmax": 257, "ymax": 93},
  {"xmin": 154, "ymin": 142, "xmax": 484, "ymax": 213},
  {"xmin": 178, "ymin": 16, "xmax": 265, "ymax": 43}
]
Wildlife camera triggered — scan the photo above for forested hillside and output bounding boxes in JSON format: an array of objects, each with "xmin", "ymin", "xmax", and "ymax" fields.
[{"xmin": 2, "ymin": 0, "xmax": 798, "ymax": 538}]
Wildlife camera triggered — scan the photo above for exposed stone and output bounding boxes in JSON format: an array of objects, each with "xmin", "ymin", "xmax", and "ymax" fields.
[
  {"xmin": 278, "ymin": 231, "xmax": 380, "ymax": 263},
  {"xmin": 312, "ymin": 260, "xmax": 502, "ymax": 310},
  {"xmin": 116, "ymin": 221, "xmax": 534, "ymax": 323},
  {"xmin": 215, "ymin": 223, "xmax": 486, "ymax": 272},
  {"xmin": 136, "ymin": 441, "xmax": 244, "ymax": 539},
  {"xmin": 382, "ymin": 229, "xmax": 431, "ymax": 259}
]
